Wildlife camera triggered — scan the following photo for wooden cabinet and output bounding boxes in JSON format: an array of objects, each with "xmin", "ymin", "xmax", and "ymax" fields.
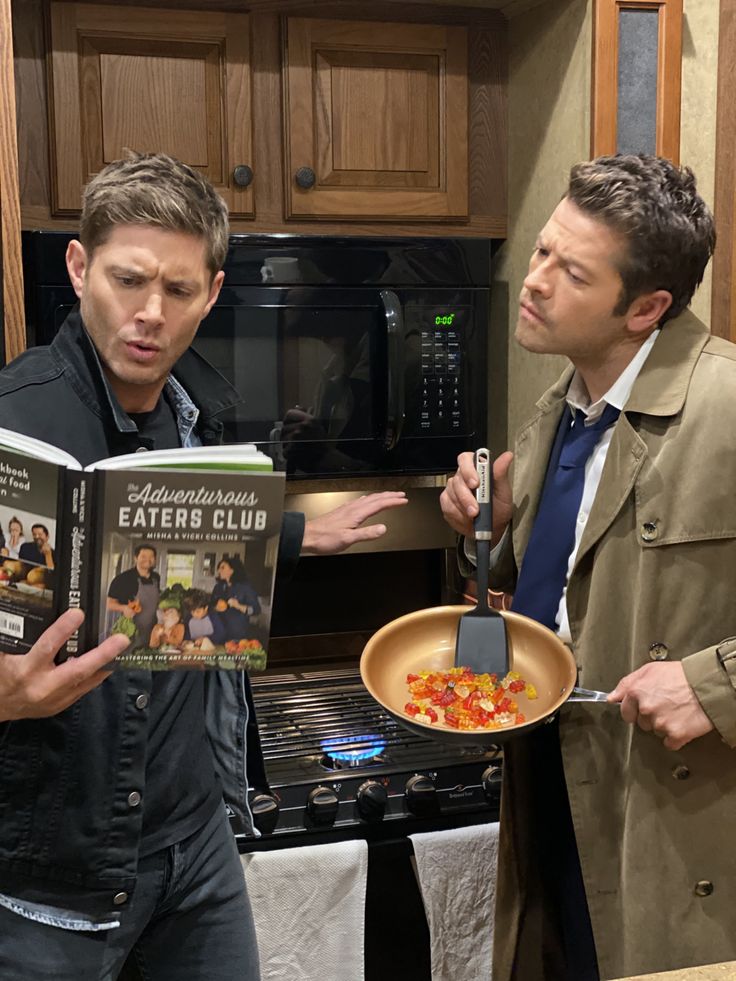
[
  {"xmin": 13, "ymin": 2, "xmax": 506, "ymax": 238},
  {"xmin": 47, "ymin": 3, "xmax": 254, "ymax": 217},
  {"xmin": 283, "ymin": 17, "xmax": 468, "ymax": 221}
]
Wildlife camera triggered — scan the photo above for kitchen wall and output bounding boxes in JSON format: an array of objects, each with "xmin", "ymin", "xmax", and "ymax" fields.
[
  {"xmin": 490, "ymin": 0, "xmax": 591, "ymax": 450},
  {"xmin": 491, "ymin": 0, "xmax": 720, "ymax": 453},
  {"xmin": 681, "ymin": 0, "xmax": 719, "ymax": 326}
]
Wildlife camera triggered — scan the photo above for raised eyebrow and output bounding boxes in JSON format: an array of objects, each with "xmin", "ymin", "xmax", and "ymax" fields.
[{"xmin": 109, "ymin": 264, "xmax": 146, "ymax": 278}]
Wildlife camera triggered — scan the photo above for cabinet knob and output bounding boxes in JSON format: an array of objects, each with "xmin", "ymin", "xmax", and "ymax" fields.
[
  {"xmin": 232, "ymin": 165, "xmax": 254, "ymax": 188},
  {"xmin": 295, "ymin": 166, "xmax": 316, "ymax": 190}
]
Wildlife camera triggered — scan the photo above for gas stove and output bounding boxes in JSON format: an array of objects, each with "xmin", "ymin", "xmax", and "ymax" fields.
[{"xmin": 241, "ymin": 669, "xmax": 502, "ymax": 842}]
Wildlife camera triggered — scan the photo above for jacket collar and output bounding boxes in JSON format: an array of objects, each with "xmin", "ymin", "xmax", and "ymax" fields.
[
  {"xmin": 534, "ymin": 308, "xmax": 710, "ymax": 418},
  {"xmin": 50, "ymin": 307, "xmax": 242, "ymax": 434}
]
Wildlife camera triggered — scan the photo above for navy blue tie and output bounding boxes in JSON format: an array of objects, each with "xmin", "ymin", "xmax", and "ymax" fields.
[{"xmin": 511, "ymin": 402, "xmax": 620, "ymax": 630}]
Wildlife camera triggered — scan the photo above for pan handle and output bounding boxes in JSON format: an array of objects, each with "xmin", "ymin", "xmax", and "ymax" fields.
[{"xmin": 568, "ymin": 687, "xmax": 610, "ymax": 703}]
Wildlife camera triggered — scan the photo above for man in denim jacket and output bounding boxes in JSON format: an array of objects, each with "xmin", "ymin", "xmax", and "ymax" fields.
[{"xmin": 0, "ymin": 153, "xmax": 406, "ymax": 981}]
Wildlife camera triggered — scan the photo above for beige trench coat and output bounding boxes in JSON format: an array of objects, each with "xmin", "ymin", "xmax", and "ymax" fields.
[{"xmin": 488, "ymin": 311, "xmax": 736, "ymax": 981}]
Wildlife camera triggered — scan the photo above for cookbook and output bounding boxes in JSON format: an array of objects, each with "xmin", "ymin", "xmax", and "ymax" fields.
[{"xmin": 0, "ymin": 427, "xmax": 285, "ymax": 670}]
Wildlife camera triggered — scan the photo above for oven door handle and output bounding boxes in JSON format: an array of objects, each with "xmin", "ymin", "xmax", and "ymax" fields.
[{"xmin": 380, "ymin": 289, "xmax": 405, "ymax": 450}]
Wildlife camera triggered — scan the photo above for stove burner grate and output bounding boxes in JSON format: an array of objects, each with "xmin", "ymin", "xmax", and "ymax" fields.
[{"xmin": 250, "ymin": 672, "xmax": 498, "ymax": 772}]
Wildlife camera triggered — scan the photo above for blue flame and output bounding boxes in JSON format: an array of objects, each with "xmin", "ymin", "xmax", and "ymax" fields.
[{"xmin": 321, "ymin": 735, "xmax": 386, "ymax": 763}]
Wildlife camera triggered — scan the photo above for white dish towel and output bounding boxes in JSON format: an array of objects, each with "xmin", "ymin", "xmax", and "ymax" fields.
[
  {"xmin": 409, "ymin": 821, "xmax": 500, "ymax": 981},
  {"xmin": 241, "ymin": 838, "xmax": 368, "ymax": 981}
]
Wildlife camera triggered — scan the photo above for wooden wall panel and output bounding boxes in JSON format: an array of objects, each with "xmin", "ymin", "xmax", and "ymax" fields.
[
  {"xmin": 712, "ymin": 0, "xmax": 736, "ymax": 340},
  {"xmin": 1, "ymin": 0, "xmax": 24, "ymax": 362},
  {"xmin": 592, "ymin": 0, "xmax": 682, "ymax": 163}
]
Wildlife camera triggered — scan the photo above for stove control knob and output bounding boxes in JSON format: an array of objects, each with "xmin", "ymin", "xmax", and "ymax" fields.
[
  {"xmin": 307, "ymin": 785, "xmax": 340, "ymax": 826},
  {"xmin": 481, "ymin": 765, "xmax": 502, "ymax": 804},
  {"xmin": 251, "ymin": 793, "xmax": 280, "ymax": 836},
  {"xmin": 405, "ymin": 774, "xmax": 437, "ymax": 816},
  {"xmin": 356, "ymin": 780, "xmax": 388, "ymax": 820}
]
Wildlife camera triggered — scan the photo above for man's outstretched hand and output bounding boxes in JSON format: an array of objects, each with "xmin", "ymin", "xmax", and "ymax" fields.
[
  {"xmin": 0, "ymin": 608, "xmax": 130, "ymax": 722},
  {"xmin": 301, "ymin": 491, "xmax": 408, "ymax": 555}
]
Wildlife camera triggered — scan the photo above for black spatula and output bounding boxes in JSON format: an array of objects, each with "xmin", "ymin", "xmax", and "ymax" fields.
[{"xmin": 454, "ymin": 448, "xmax": 510, "ymax": 677}]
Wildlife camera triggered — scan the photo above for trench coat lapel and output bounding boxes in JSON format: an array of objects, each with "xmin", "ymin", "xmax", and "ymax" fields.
[
  {"xmin": 572, "ymin": 414, "xmax": 647, "ymax": 568},
  {"xmin": 572, "ymin": 310, "xmax": 709, "ymax": 570},
  {"xmin": 513, "ymin": 311, "xmax": 710, "ymax": 574}
]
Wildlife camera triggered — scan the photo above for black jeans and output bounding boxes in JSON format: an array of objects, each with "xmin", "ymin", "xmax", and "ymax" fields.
[{"xmin": 0, "ymin": 805, "xmax": 260, "ymax": 981}]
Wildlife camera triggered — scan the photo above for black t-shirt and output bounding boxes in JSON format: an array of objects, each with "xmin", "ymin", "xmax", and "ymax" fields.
[{"xmin": 128, "ymin": 394, "xmax": 222, "ymax": 857}]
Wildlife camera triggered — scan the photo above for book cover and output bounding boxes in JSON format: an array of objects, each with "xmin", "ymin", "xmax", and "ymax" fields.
[
  {"xmin": 0, "ymin": 430, "xmax": 285, "ymax": 670},
  {"xmin": 0, "ymin": 450, "xmax": 69, "ymax": 654},
  {"xmin": 88, "ymin": 466, "xmax": 284, "ymax": 670}
]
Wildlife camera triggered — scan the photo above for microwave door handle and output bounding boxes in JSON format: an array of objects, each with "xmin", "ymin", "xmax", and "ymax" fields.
[{"xmin": 379, "ymin": 289, "xmax": 405, "ymax": 450}]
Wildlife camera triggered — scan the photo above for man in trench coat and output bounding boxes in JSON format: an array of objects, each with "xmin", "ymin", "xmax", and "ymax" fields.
[{"xmin": 441, "ymin": 154, "xmax": 736, "ymax": 981}]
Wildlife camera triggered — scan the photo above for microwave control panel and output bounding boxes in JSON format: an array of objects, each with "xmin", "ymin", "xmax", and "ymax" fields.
[{"xmin": 406, "ymin": 306, "xmax": 470, "ymax": 437}]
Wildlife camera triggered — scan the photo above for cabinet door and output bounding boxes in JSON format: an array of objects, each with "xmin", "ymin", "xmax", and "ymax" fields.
[
  {"xmin": 284, "ymin": 17, "xmax": 468, "ymax": 221},
  {"xmin": 47, "ymin": 3, "xmax": 253, "ymax": 217}
]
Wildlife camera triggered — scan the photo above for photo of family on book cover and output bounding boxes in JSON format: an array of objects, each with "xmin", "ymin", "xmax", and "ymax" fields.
[{"xmin": 0, "ymin": 460, "xmax": 60, "ymax": 652}]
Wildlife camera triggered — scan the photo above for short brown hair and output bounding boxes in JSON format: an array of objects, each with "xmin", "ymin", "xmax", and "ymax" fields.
[
  {"xmin": 567, "ymin": 155, "xmax": 716, "ymax": 324},
  {"xmin": 80, "ymin": 153, "xmax": 229, "ymax": 275}
]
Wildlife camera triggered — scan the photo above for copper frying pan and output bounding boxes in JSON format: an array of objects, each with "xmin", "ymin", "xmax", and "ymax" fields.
[{"xmin": 361, "ymin": 605, "xmax": 601, "ymax": 746}]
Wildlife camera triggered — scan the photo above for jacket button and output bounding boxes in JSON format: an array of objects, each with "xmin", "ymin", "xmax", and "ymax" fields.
[
  {"xmin": 641, "ymin": 521, "xmax": 658, "ymax": 542},
  {"xmin": 135, "ymin": 693, "xmax": 149, "ymax": 710},
  {"xmin": 649, "ymin": 642, "xmax": 669, "ymax": 661},
  {"xmin": 113, "ymin": 892, "xmax": 128, "ymax": 906},
  {"xmin": 672, "ymin": 765, "xmax": 690, "ymax": 780},
  {"xmin": 694, "ymin": 880, "xmax": 714, "ymax": 897},
  {"xmin": 127, "ymin": 791, "xmax": 142, "ymax": 807}
]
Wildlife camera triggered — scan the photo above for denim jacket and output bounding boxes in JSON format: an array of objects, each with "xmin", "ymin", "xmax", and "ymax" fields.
[{"xmin": 0, "ymin": 311, "xmax": 303, "ymax": 928}]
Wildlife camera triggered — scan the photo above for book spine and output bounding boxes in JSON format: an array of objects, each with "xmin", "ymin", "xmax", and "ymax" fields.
[{"xmin": 55, "ymin": 470, "xmax": 93, "ymax": 662}]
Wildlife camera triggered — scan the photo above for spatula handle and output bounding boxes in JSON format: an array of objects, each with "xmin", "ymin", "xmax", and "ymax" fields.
[
  {"xmin": 475, "ymin": 449, "xmax": 492, "ymax": 538},
  {"xmin": 474, "ymin": 449, "xmax": 491, "ymax": 613}
]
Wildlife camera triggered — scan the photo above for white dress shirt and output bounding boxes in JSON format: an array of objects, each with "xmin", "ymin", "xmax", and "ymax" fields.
[{"xmin": 466, "ymin": 329, "xmax": 660, "ymax": 642}]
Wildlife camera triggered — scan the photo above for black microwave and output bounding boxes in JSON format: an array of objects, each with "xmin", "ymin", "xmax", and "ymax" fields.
[{"xmin": 22, "ymin": 232, "xmax": 498, "ymax": 478}]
